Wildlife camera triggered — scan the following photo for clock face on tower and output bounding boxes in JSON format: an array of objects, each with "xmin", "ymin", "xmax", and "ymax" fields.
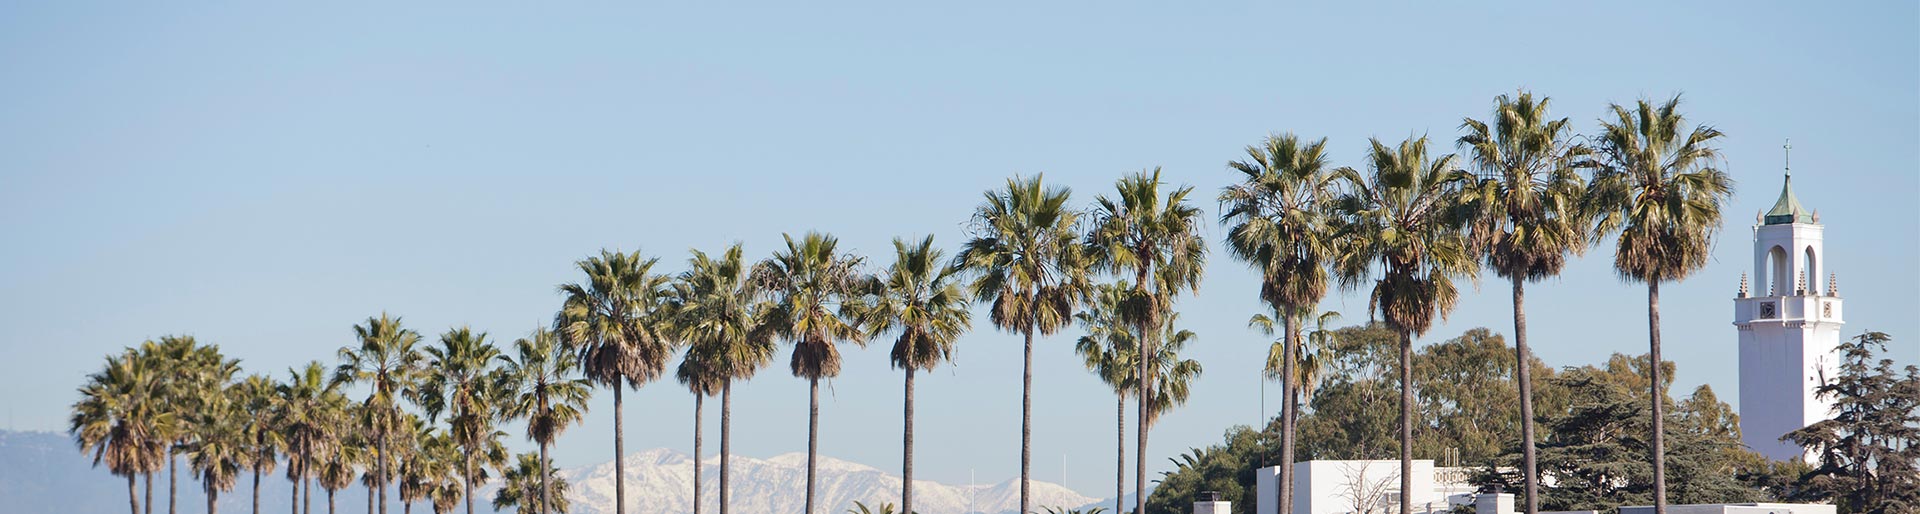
[{"xmin": 1760, "ymin": 302, "xmax": 1777, "ymax": 319}]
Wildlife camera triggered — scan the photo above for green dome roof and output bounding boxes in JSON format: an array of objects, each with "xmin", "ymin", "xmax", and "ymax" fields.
[{"xmin": 1764, "ymin": 174, "xmax": 1814, "ymax": 225}]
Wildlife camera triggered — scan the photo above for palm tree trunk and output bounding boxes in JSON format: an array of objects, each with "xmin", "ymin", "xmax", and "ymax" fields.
[
  {"xmin": 290, "ymin": 462, "xmax": 299, "ymax": 514},
  {"xmin": 169, "ymin": 452, "xmax": 178, "ymax": 514},
  {"xmin": 464, "ymin": 455, "xmax": 475, "ymax": 514},
  {"xmin": 304, "ymin": 476, "xmax": 313, "ymax": 514},
  {"xmin": 327, "ymin": 488, "xmax": 336, "ymax": 514},
  {"xmin": 1649, "ymin": 281, "xmax": 1667, "ymax": 514},
  {"xmin": 702, "ymin": 391, "xmax": 710, "ymax": 514},
  {"xmin": 540, "ymin": 440, "xmax": 552, "ymax": 514},
  {"xmin": 128, "ymin": 473, "xmax": 139, "ymax": 514},
  {"xmin": 720, "ymin": 381, "xmax": 732, "ymax": 514},
  {"xmin": 1136, "ymin": 324, "xmax": 1152, "ymax": 514},
  {"xmin": 806, "ymin": 376, "xmax": 820, "ymax": 514},
  {"xmin": 1115, "ymin": 391, "xmax": 1124, "ymax": 514},
  {"xmin": 367, "ymin": 475, "xmax": 375, "ymax": 514},
  {"xmin": 1278, "ymin": 313, "xmax": 1298, "ymax": 514},
  {"xmin": 1021, "ymin": 326, "xmax": 1034, "ymax": 514},
  {"xmin": 902, "ymin": 366, "xmax": 915, "ymax": 514},
  {"xmin": 614, "ymin": 384, "xmax": 626, "ymax": 514},
  {"xmin": 211, "ymin": 489, "xmax": 220, "ymax": 514},
  {"xmin": 145, "ymin": 471, "xmax": 154, "ymax": 514},
  {"xmin": 378, "ymin": 420, "xmax": 389, "ymax": 514},
  {"xmin": 253, "ymin": 465, "xmax": 262, "ymax": 514},
  {"xmin": 1512, "ymin": 278, "xmax": 1539, "ymax": 514},
  {"xmin": 1398, "ymin": 329, "xmax": 1413, "ymax": 514}
]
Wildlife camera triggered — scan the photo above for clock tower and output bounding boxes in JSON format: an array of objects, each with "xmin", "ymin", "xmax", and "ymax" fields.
[{"xmin": 1731, "ymin": 142, "xmax": 1843, "ymax": 462}]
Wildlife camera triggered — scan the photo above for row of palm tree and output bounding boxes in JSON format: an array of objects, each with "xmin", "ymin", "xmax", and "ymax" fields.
[
  {"xmin": 75, "ymin": 90, "xmax": 1729, "ymax": 514},
  {"xmin": 1220, "ymin": 92, "xmax": 1729, "ymax": 514},
  {"xmin": 73, "ymin": 322, "xmax": 585, "ymax": 514}
]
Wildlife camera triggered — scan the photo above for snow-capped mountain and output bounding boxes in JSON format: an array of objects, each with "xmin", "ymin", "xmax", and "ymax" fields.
[{"xmin": 518, "ymin": 448, "xmax": 1106, "ymax": 514}]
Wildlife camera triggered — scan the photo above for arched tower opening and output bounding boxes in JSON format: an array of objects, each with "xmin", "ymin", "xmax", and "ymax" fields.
[
  {"xmin": 1768, "ymin": 245, "xmax": 1790, "ymax": 296},
  {"xmin": 1803, "ymin": 246, "xmax": 1819, "ymax": 295}
]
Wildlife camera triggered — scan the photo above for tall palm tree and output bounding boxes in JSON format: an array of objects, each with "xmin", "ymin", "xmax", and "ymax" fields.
[
  {"xmin": 1086, "ymin": 167, "xmax": 1207, "ymax": 514},
  {"xmin": 955, "ymin": 175, "xmax": 1087, "ymax": 514},
  {"xmin": 671, "ymin": 244, "xmax": 777, "ymax": 514},
  {"xmin": 316, "ymin": 413, "xmax": 367, "ymax": 514},
  {"xmin": 1586, "ymin": 95, "xmax": 1732, "ymax": 514},
  {"xmin": 235, "ymin": 374, "xmax": 284, "ymax": 514},
  {"xmin": 556, "ymin": 249, "xmax": 677, "ymax": 514},
  {"xmin": 71, "ymin": 349, "xmax": 172, "ymax": 514},
  {"xmin": 502, "ymin": 328, "xmax": 592, "ymax": 514},
  {"xmin": 1329, "ymin": 136, "xmax": 1477, "ymax": 514},
  {"xmin": 335, "ymin": 313, "xmax": 425, "ymax": 514},
  {"xmin": 1073, "ymin": 281, "xmax": 1135, "ymax": 514},
  {"xmin": 854, "ymin": 235, "xmax": 972, "ymax": 514},
  {"xmin": 1138, "ymin": 315, "xmax": 1203, "ymax": 429},
  {"xmin": 754, "ymin": 232, "xmax": 870, "ymax": 514},
  {"xmin": 1456, "ymin": 91, "xmax": 1592, "ymax": 514},
  {"xmin": 1220, "ymin": 133, "xmax": 1339, "ymax": 514},
  {"xmin": 186, "ymin": 382, "xmax": 253, "ymax": 514},
  {"xmin": 398, "ymin": 420, "xmax": 452, "ymax": 514},
  {"xmin": 493, "ymin": 452, "xmax": 572, "ymax": 514},
  {"xmin": 419, "ymin": 327, "xmax": 507, "ymax": 514},
  {"xmin": 1250, "ymin": 309, "xmax": 1339, "ymax": 455},
  {"xmin": 674, "ymin": 337, "xmax": 723, "ymax": 514},
  {"xmin": 282, "ymin": 362, "xmax": 350, "ymax": 514},
  {"xmin": 139, "ymin": 335, "xmax": 235, "ymax": 514}
]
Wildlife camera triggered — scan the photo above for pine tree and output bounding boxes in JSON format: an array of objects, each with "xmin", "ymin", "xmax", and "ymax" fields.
[{"xmin": 1785, "ymin": 331, "xmax": 1920, "ymax": 514}]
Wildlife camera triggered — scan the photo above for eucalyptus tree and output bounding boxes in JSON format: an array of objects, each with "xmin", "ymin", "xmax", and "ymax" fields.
[
  {"xmin": 1328, "ymin": 136, "xmax": 1477, "ymax": 514},
  {"xmin": 235, "ymin": 374, "xmax": 284, "ymax": 514},
  {"xmin": 1456, "ymin": 91, "xmax": 1592, "ymax": 514},
  {"xmin": 955, "ymin": 175, "xmax": 1087, "ymax": 514},
  {"xmin": 282, "ymin": 362, "xmax": 350, "ymax": 514},
  {"xmin": 1086, "ymin": 167, "xmax": 1207, "ymax": 514},
  {"xmin": 335, "ymin": 313, "xmax": 426, "ymax": 514},
  {"xmin": 71, "ymin": 348, "xmax": 172, "ymax": 514},
  {"xmin": 854, "ymin": 235, "xmax": 972, "ymax": 514},
  {"xmin": 502, "ymin": 328, "xmax": 591, "ymax": 514},
  {"xmin": 420, "ymin": 327, "xmax": 510, "ymax": 514},
  {"xmin": 185, "ymin": 382, "xmax": 253, "ymax": 514},
  {"xmin": 556, "ymin": 249, "xmax": 677, "ymax": 514},
  {"xmin": 493, "ymin": 452, "xmax": 573, "ymax": 514},
  {"xmin": 754, "ymin": 232, "xmax": 870, "ymax": 514},
  {"xmin": 671, "ymin": 243, "xmax": 777, "ymax": 514},
  {"xmin": 1587, "ymin": 95, "xmax": 1732, "ymax": 514},
  {"xmin": 1220, "ymin": 133, "xmax": 1339, "ymax": 514},
  {"xmin": 1073, "ymin": 281, "xmax": 1135, "ymax": 514}
]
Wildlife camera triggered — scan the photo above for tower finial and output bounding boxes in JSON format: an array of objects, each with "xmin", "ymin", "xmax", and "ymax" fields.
[{"xmin": 1784, "ymin": 138, "xmax": 1792, "ymax": 179}]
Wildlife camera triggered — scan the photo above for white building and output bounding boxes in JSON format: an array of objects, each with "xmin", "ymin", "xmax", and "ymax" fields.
[
  {"xmin": 1619, "ymin": 503, "xmax": 1836, "ymax": 514},
  {"xmin": 1732, "ymin": 160, "xmax": 1844, "ymax": 462},
  {"xmin": 1255, "ymin": 460, "xmax": 1478, "ymax": 514}
]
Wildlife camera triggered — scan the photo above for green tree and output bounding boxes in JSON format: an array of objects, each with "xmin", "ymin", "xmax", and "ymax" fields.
[
  {"xmin": 557, "ymin": 249, "xmax": 677, "ymax": 514},
  {"xmin": 494, "ymin": 452, "xmax": 572, "ymax": 514},
  {"xmin": 1587, "ymin": 94, "xmax": 1733, "ymax": 514},
  {"xmin": 1221, "ymin": 133, "xmax": 1339, "ymax": 514},
  {"xmin": 71, "ymin": 348, "xmax": 172, "ymax": 514},
  {"xmin": 675, "ymin": 330, "xmax": 724, "ymax": 514},
  {"xmin": 502, "ymin": 328, "xmax": 592, "ymax": 514},
  {"xmin": 854, "ymin": 235, "xmax": 972, "ymax": 514},
  {"xmin": 1786, "ymin": 331, "xmax": 1920, "ymax": 513},
  {"xmin": 755, "ymin": 232, "xmax": 869, "ymax": 514},
  {"xmin": 1329, "ymin": 136, "xmax": 1477, "ymax": 514},
  {"xmin": 671, "ymin": 243, "xmax": 777, "ymax": 514},
  {"xmin": 1456, "ymin": 91, "xmax": 1592, "ymax": 514},
  {"xmin": 234, "ymin": 374, "xmax": 284, "ymax": 514},
  {"xmin": 315, "ymin": 409, "xmax": 367, "ymax": 514},
  {"xmin": 419, "ymin": 327, "xmax": 508, "ymax": 514},
  {"xmin": 1087, "ymin": 167, "xmax": 1207, "ymax": 514},
  {"xmin": 1075, "ymin": 281, "xmax": 1136, "ymax": 514},
  {"xmin": 138, "ymin": 335, "xmax": 236, "ymax": 514},
  {"xmin": 282, "ymin": 362, "xmax": 349, "ymax": 514},
  {"xmin": 956, "ymin": 174, "xmax": 1087, "ymax": 514},
  {"xmin": 398, "ymin": 418, "xmax": 454, "ymax": 514},
  {"xmin": 335, "ymin": 313, "xmax": 426, "ymax": 514},
  {"xmin": 186, "ymin": 382, "xmax": 253, "ymax": 514}
]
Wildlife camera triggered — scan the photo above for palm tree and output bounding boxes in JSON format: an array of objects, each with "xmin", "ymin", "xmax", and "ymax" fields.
[
  {"xmin": 316, "ymin": 413, "xmax": 367, "ymax": 514},
  {"xmin": 235, "ymin": 374, "xmax": 284, "ymax": 514},
  {"xmin": 1138, "ymin": 315, "xmax": 1203, "ymax": 428},
  {"xmin": 335, "ymin": 313, "xmax": 426, "ymax": 514},
  {"xmin": 1250, "ymin": 309, "xmax": 1339, "ymax": 450},
  {"xmin": 674, "ymin": 337, "xmax": 723, "ymax": 514},
  {"xmin": 1086, "ymin": 167, "xmax": 1207, "ymax": 514},
  {"xmin": 139, "ymin": 335, "xmax": 235, "ymax": 514},
  {"xmin": 398, "ymin": 420, "xmax": 453, "ymax": 514},
  {"xmin": 955, "ymin": 175, "xmax": 1087, "ymax": 514},
  {"xmin": 419, "ymin": 327, "xmax": 508, "ymax": 514},
  {"xmin": 1586, "ymin": 95, "xmax": 1732, "ymax": 514},
  {"xmin": 71, "ymin": 349, "xmax": 172, "ymax": 514},
  {"xmin": 502, "ymin": 328, "xmax": 592, "ymax": 514},
  {"xmin": 186, "ymin": 382, "xmax": 253, "ymax": 514},
  {"xmin": 1073, "ymin": 281, "xmax": 1135, "ymax": 514},
  {"xmin": 1328, "ymin": 136, "xmax": 1477, "ymax": 514},
  {"xmin": 754, "ymin": 232, "xmax": 870, "ymax": 514},
  {"xmin": 556, "ymin": 249, "xmax": 677, "ymax": 514},
  {"xmin": 493, "ymin": 452, "xmax": 572, "ymax": 514},
  {"xmin": 282, "ymin": 362, "xmax": 350, "ymax": 514},
  {"xmin": 1456, "ymin": 91, "xmax": 1592, "ymax": 514},
  {"xmin": 671, "ymin": 244, "xmax": 778, "ymax": 514},
  {"xmin": 1220, "ymin": 133, "xmax": 1339, "ymax": 514},
  {"xmin": 854, "ymin": 235, "xmax": 972, "ymax": 514}
]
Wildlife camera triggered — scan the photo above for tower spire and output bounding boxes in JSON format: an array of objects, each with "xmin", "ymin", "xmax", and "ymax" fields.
[{"xmin": 1784, "ymin": 138, "xmax": 1792, "ymax": 179}]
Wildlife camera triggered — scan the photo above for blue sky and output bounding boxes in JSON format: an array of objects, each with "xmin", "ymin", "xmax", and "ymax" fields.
[{"xmin": 2, "ymin": 2, "xmax": 1914, "ymax": 499}]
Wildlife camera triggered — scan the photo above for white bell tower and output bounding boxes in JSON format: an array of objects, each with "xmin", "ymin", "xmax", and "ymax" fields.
[{"xmin": 1731, "ymin": 140, "xmax": 1843, "ymax": 462}]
